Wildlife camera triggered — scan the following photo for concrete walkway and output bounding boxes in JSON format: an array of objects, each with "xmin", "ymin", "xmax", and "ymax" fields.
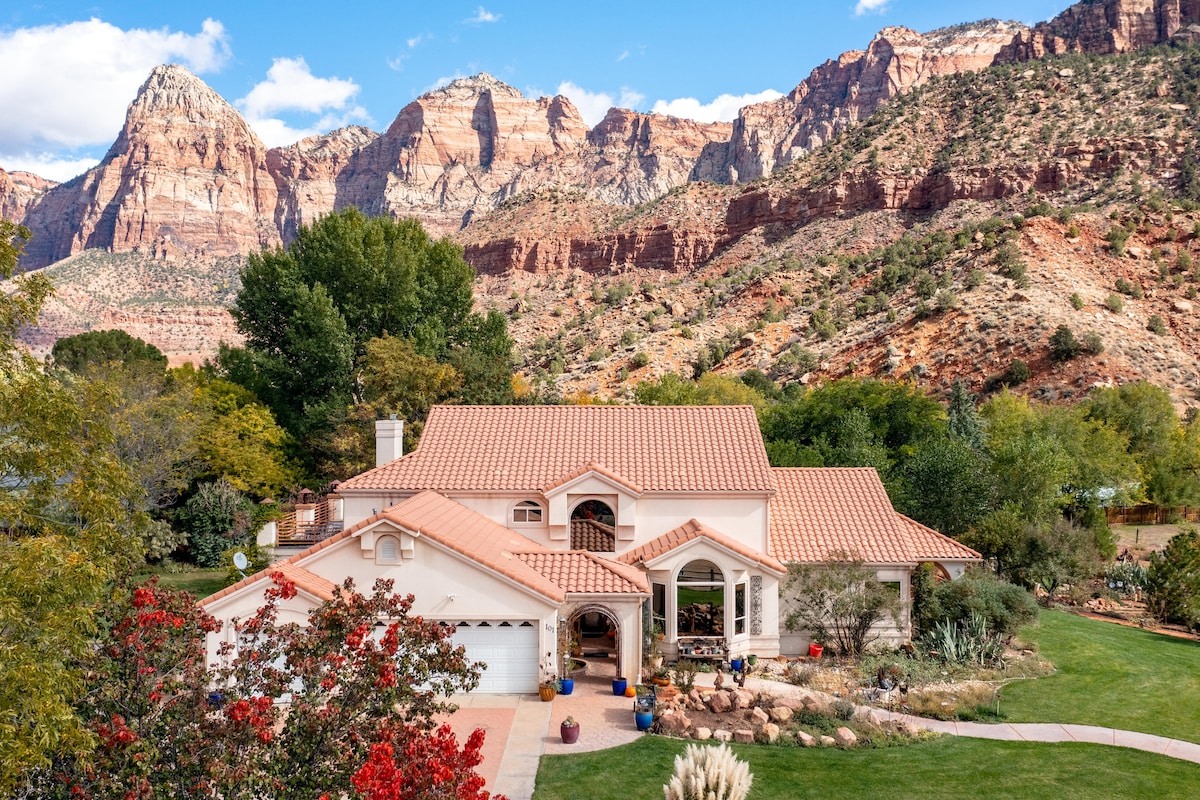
[{"xmin": 452, "ymin": 672, "xmax": 1200, "ymax": 800}]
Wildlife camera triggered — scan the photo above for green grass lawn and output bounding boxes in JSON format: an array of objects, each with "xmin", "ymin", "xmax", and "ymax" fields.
[
  {"xmin": 1001, "ymin": 610, "xmax": 1200, "ymax": 743},
  {"xmin": 140, "ymin": 566, "xmax": 227, "ymax": 599},
  {"xmin": 532, "ymin": 736, "xmax": 1200, "ymax": 799}
]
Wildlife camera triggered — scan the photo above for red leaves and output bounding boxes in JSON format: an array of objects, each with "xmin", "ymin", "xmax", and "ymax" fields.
[{"xmin": 351, "ymin": 725, "xmax": 505, "ymax": 800}]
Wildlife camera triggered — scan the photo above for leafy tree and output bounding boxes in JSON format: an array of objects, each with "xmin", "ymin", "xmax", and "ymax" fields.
[
  {"xmin": 634, "ymin": 372, "xmax": 769, "ymax": 407},
  {"xmin": 946, "ymin": 380, "xmax": 985, "ymax": 451},
  {"xmin": 0, "ymin": 220, "xmax": 51, "ymax": 362},
  {"xmin": 227, "ymin": 209, "xmax": 512, "ymax": 466},
  {"xmin": 980, "ymin": 393, "xmax": 1074, "ymax": 524},
  {"xmin": 51, "ymin": 329, "xmax": 167, "ymax": 376},
  {"xmin": 178, "ymin": 480, "xmax": 252, "ymax": 568},
  {"xmin": 783, "ymin": 554, "xmax": 900, "ymax": 657},
  {"xmin": 352, "ymin": 725, "xmax": 504, "ymax": 800},
  {"xmin": 1145, "ymin": 530, "xmax": 1200, "ymax": 628},
  {"xmin": 899, "ymin": 434, "xmax": 992, "ymax": 537},
  {"xmin": 1048, "ymin": 325, "xmax": 1082, "ymax": 361},
  {"xmin": 42, "ymin": 576, "xmax": 489, "ymax": 799}
]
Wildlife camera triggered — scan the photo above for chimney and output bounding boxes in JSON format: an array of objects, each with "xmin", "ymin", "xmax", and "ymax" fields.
[{"xmin": 375, "ymin": 415, "xmax": 404, "ymax": 467}]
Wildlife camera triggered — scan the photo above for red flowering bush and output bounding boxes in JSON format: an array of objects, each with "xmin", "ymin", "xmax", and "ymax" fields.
[
  {"xmin": 352, "ymin": 724, "xmax": 506, "ymax": 800},
  {"xmin": 38, "ymin": 575, "xmax": 486, "ymax": 800}
]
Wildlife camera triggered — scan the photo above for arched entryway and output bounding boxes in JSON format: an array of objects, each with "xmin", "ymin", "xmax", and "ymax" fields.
[
  {"xmin": 566, "ymin": 604, "xmax": 622, "ymax": 679},
  {"xmin": 570, "ymin": 499, "xmax": 616, "ymax": 552}
]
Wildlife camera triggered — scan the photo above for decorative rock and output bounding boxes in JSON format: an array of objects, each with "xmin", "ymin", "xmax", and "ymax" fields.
[
  {"xmin": 750, "ymin": 707, "xmax": 770, "ymax": 726},
  {"xmin": 852, "ymin": 708, "xmax": 882, "ymax": 728},
  {"xmin": 693, "ymin": 727, "xmax": 713, "ymax": 741},
  {"xmin": 714, "ymin": 730, "xmax": 733, "ymax": 743},
  {"xmin": 733, "ymin": 729, "xmax": 755, "ymax": 743},
  {"xmin": 732, "ymin": 689, "xmax": 755, "ymax": 710},
  {"xmin": 820, "ymin": 735, "xmax": 837, "ymax": 747},
  {"xmin": 761, "ymin": 722, "xmax": 781, "ymax": 743},
  {"xmin": 797, "ymin": 731, "xmax": 817, "ymax": 747},
  {"xmin": 707, "ymin": 691, "xmax": 733, "ymax": 714},
  {"xmin": 835, "ymin": 727, "xmax": 858, "ymax": 747},
  {"xmin": 658, "ymin": 712, "xmax": 692, "ymax": 735},
  {"xmin": 768, "ymin": 706, "xmax": 794, "ymax": 723},
  {"xmin": 1173, "ymin": 299, "xmax": 1193, "ymax": 313}
]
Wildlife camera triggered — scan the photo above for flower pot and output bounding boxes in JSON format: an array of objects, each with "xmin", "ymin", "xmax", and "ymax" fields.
[
  {"xmin": 634, "ymin": 710, "xmax": 654, "ymax": 731},
  {"xmin": 612, "ymin": 677, "xmax": 627, "ymax": 696},
  {"xmin": 539, "ymin": 685, "xmax": 557, "ymax": 702},
  {"xmin": 560, "ymin": 722, "xmax": 580, "ymax": 744},
  {"xmin": 747, "ymin": 654, "xmax": 758, "ymax": 666},
  {"xmin": 650, "ymin": 676, "xmax": 670, "ymax": 687},
  {"xmin": 808, "ymin": 643, "xmax": 824, "ymax": 658},
  {"xmin": 559, "ymin": 678, "xmax": 574, "ymax": 695},
  {"xmin": 649, "ymin": 655, "xmax": 663, "ymax": 670},
  {"xmin": 730, "ymin": 658, "xmax": 743, "ymax": 672}
]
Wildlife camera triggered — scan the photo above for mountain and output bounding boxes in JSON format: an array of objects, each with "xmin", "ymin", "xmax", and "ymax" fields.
[{"xmin": 6, "ymin": 0, "xmax": 1200, "ymax": 406}]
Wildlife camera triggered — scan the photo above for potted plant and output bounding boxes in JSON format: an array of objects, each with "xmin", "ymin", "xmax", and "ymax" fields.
[
  {"xmin": 560, "ymin": 715, "xmax": 580, "ymax": 744},
  {"xmin": 612, "ymin": 675, "xmax": 627, "ymax": 696},
  {"xmin": 650, "ymin": 666, "xmax": 671, "ymax": 687},
  {"xmin": 539, "ymin": 677, "xmax": 560, "ymax": 702}
]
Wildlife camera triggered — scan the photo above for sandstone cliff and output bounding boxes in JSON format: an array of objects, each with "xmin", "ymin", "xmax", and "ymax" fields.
[
  {"xmin": 0, "ymin": 168, "xmax": 56, "ymax": 224},
  {"xmin": 20, "ymin": 64, "xmax": 281, "ymax": 268},
  {"xmin": 997, "ymin": 0, "xmax": 1200, "ymax": 61},
  {"xmin": 267, "ymin": 125, "xmax": 379, "ymax": 241}
]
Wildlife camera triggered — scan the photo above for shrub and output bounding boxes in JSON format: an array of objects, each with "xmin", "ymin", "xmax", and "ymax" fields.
[
  {"xmin": 1048, "ymin": 325, "xmax": 1082, "ymax": 361},
  {"xmin": 1069, "ymin": 292, "xmax": 1085, "ymax": 310},
  {"xmin": 965, "ymin": 269, "xmax": 985, "ymax": 289},
  {"xmin": 1147, "ymin": 315, "xmax": 1167, "ymax": 335},
  {"xmin": 922, "ymin": 614, "xmax": 1007, "ymax": 667},
  {"xmin": 1081, "ymin": 331, "xmax": 1104, "ymax": 355},
  {"xmin": 587, "ymin": 346, "xmax": 611, "ymax": 362},
  {"xmin": 1104, "ymin": 293, "xmax": 1125, "ymax": 313},
  {"xmin": 664, "ymin": 743, "xmax": 753, "ymax": 800},
  {"xmin": 1003, "ymin": 358, "xmax": 1031, "ymax": 385},
  {"xmin": 630, "ymin": 351, "xmax": 650, "ymax": 368},
  {"xmin": 783, "ymin": 555, "xmax": 901, "ymax": 657},
  {"xmin": 922, "ymin": 569, "xmax": 1039, "ymax": 636},
  {"xmin": 179, "ymin": 481, "xmax": 251, "ymax": 568},
  {"xmin": 1115, "ymin": 277, "xmax": 1142, "ymax": 298},
  {"xmin": 1107, "ymin": 226, "xmax": 1130, "ymax": 256},
  {"xmin": 1146, "ymin": 530, "xmax": 1200, "ymax": 628}
]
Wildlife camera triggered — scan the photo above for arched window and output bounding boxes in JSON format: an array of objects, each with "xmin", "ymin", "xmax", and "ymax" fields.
[
  {"xmin": 511, "ymin": 500, "xmax": 543, "ymax": 524},
  {"xmin": 570, "ymin": 499, "xmax": 615, "ymax": 551},
  {"xmin": 376, "ymin": 534, "xmax": 400, "ymax": 565},
  {"xmin": 677, "ymin": 560, "xmax": 724, "ymax": 637}
]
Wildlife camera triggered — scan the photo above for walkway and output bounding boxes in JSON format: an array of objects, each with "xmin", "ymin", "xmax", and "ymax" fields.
[{"xmin": 447, "ymin": 672, "xmax": 1200, "ymax": 800}]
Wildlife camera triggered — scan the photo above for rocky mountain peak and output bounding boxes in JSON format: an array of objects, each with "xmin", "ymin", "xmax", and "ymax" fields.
[
  {"xmin": 125, "ymin": 63, "xmax": 239, "ymax": 124},
  {"xmin": 426, "ymin": 72, "xmax": 524, "ymax": 101}
]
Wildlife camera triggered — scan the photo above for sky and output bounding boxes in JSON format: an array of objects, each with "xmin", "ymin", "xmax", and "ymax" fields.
[{"xmin": 1, "ymin": 1, "xmax": 1070, "ymax": 182}]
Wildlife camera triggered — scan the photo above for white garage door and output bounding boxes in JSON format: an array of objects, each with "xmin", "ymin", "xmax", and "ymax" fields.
[{"xmin": 448, "ymin": 620, "xmax": 539, "ymax": 693}]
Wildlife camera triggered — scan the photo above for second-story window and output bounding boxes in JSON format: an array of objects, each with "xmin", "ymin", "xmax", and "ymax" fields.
[{"xmin": 512, "ymin": 500, "xmax": 543, "ymax": 523}]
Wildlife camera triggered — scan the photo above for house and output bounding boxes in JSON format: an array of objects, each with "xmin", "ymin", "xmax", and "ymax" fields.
[{"xmin": 202, "ymin": 405, "xmax": 979, "ymax": 693}]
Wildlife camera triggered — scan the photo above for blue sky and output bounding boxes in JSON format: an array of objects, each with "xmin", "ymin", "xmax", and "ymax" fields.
[{"xmin": 1, "ymin": 1, "xmax": 1069, "ymax": 181}]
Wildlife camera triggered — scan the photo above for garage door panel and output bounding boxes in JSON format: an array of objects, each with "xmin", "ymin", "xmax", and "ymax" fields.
[{"xmin": 448, "ymin": 620, "xmax": 538, "ymax": 693}]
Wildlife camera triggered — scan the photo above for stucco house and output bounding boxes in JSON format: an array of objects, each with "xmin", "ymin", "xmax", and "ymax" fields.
[{"xmin": 202, "ymin": 404, "xmax": 979, "ymax": 693}]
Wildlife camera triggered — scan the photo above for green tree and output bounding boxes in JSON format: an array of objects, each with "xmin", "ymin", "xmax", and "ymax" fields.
[
  {"xmin": 899, "ymin": 435, "xmax": 993, "ymax": 537},
  {"xmin": 1048, "ymin": 325, "xmax": 1082, "ymax": 361},
  {"xmin": 178, "ymin": 481, "xmax": 252, "ymax": 568},
  {"xmin": 1145, "ymin": 530, "xmax": 1200, "ymax": 628},
  {"xmin": 783, "ymin": 554, "xmax": 900, "ymax": 657},
  {"xmin": 946, "ymin": 379, "xmax": 985, "ymax": 451},
  {"xmin": 0, "ymin": 220, "xmax": 51, "ymax": 362},
  {"xmin": 51, "ymin": 329, "xmax": 167, "ymax": 376}
]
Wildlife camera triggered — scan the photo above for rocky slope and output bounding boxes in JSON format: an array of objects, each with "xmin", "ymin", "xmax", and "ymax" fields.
[{"xmin": 0, "ymin": 168, "xmax": 56, "ymax": 222}]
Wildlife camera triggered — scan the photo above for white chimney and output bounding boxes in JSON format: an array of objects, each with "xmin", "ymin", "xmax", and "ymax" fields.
[{"xmin": 375, "ymin": 415, "xmax": 404, "ymax": 467}]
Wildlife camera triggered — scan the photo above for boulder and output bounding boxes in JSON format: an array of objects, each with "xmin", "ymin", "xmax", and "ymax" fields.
[
  {"xmin": 761, "ymin": 722, "xmax": 781, "ymax": 743},
  {"xmin": 796, "ymin": 730, "xmax": 817, "ymax": 747},
  {"xmin": 852, "ymin": 708, "xmax": 882, "ymax": 729},
  {"xmin": 820, "ymin": 735, "xmax": 837, "ymax": 747},
  {"xmin": 658, "ymin": 712, "xmax": 692, "ymax": 736},
  {"xmin": 733, "ymin": 729, "xmax": 755, "ymax": 743},
  {"xmin": 707, "ymin": 691, "xmax": 733, "ymax": 713},
  {"xmin": 835, "ymin": 727, "xmax": 858, "ymax": 747},
  {"xmin": 731, "ymin": 689, "xmax": 755, "ymax": 710},
  {"xmin": 750, "ymin": 707, "xmax": 770, "ymax": 726},
  {"xmin": 714, "ymin": 730, "xmax": 733, "ymax": 743},
  {"xmin": 768, "ymin": 706, "xmax": 794, "ymax": 723},
  {"xmin": 693, "ymin": 727, "xmax": 713, "ymax": 741}
]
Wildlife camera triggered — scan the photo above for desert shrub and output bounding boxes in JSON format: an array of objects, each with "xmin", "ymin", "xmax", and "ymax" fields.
[
  {"xmin": 1115, "ymin": 277, "xmax": 1142, "ymax": 298},
  {"xmin": 588, "ymin": 346, "xmax": 611, "ymax": 362},
  {"xmin": 663, "ymin": 743, "xmax": 753, "ymax": 800},
  {"xmin": 1081, "ymin": 331, "xmax": 1104, "ymax": 355},
  {"xmin": 1105, "ymin": 293, "xmax": 1125, "ymax": 313},
  {"xmin": 921, "ymin": 569, "xmax": 1039, "ymax": 636},
  {"xmin": 1147, "ymin": 315, "xmax": 1167, "ymax": 335},
  {"xmin": 1048, "ymin": 325, "xmax": 1081, "ymax": 361},
  {"xmin": 1003, "ymin": 358, "xmax": 1031, "ymax": 385},
  {"xmin": 630, "ymin": 351, "xmax": 651, "ymax": 368},
  {"xmin": 965, "ymin": 269, "xmax": 985, "ymax": 289},
  {"xmin": 1107, "ymin": 225, "xmax": 1130, "ymax": 255},
  {"xmin": 921, "ymin": 614, "xmax": 1007, "ymax": 667},
  {"xmin": 1103, "ymin": 561, "xmax": 1148, "ymax": 598},
  {"xmin": 1069, "ymin": 292, "xmax": 1085, "ymax": 310}
]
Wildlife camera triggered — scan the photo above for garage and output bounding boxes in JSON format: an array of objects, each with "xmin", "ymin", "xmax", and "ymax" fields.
[{"xmin": 448, "ymin": 620, "xmax": 540, "ymax": 693}]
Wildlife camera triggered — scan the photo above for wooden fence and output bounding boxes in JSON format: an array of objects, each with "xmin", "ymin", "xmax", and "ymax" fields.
[{"xmin": 1105, "ymin": 505, "xmax": 1200, "ymax": 525}]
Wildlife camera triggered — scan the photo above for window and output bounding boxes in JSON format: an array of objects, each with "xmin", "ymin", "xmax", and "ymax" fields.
[
  {"xmin": 512, "ymin": 501, "xmax": 543, "ymax": 524},
  {"xmin": 376, "ymin": 534, "xmax": 400, "ymax": 564},
  {"xmin": 734, "ymin": 582, "xmax": 746, "ymax": 635},
  {"xmin": 651, "ymin": 582, "xmax": 667, "ymax": 634},
  {"xmin": 677, "ymin": 560, "xmax": 724, "ymax": 637}
]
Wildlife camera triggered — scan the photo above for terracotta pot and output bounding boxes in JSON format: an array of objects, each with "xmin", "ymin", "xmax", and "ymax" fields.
[
  {"xmin": 560, "ymin": 722, "xmax": 580, "ymax": 744},
  {"xmin": 539, "ymin": 685, "xmax": 557, "ymax": 702}
]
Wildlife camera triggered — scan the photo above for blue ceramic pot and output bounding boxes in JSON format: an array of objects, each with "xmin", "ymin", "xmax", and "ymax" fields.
[
  {"xmin": 635, "ymin": 710, "xmax": 654, "ymax": 731},
  {"xmin": 560, "ymin": 678, "xmax": 574, "ymax": 695},
  {"xmin": 612, "ymin": 677, "xmax": 627, "ymax": 696}
]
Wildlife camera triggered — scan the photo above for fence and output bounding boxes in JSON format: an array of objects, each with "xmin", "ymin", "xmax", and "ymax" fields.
[
  {"xmin": 276, "ymin": 494, "xmax": 344, "ymax": 546},
  {"xmin": 1105, "ymin": 505, "xmax": 1200, "ymax": 525}
]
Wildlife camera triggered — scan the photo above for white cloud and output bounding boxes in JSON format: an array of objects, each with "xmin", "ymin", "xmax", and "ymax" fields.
[
  {"xmin": 407, "ymin": 34, "xmax": 425, "ymax": 48},
  {"xmin": 236, "ymin": 58, "xmax": 369, "ymax": 147},
  {"xmin": 556, "ymin": 82, "xmax": 647, "ymax": 126},
  {"xmin": 0, "ymin": 153, "xmax": 101, "ymax": 183},
  {"xmin": 855, "ymin": 0, "xmax": 890, "ymax": 15},
  {"xmin": 466, "ymin": 7, "xmax": 501, "ymax": 24},
  {"xmin": 0, "ymin": 17, "xmax": 230, "ymax": 164},
  {"xmin": 650, "ymin": 89, "xmax": 784, "ymax": 123},
  {"xmin": 616, "ymin": 49, "xmax": 630, "ymax": 62}
]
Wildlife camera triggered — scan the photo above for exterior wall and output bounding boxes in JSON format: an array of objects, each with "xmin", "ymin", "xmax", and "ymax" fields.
[
  {"xmin": 778, "ymin": 564, "xmax": 914, "ymax": 656},
  {"xmin": 205, "ymin": 523, "xmax": 560, "ymax": 672},
  {"xmin": 631, "ymin": 495, "xmax": 770, "ymax": 556}
]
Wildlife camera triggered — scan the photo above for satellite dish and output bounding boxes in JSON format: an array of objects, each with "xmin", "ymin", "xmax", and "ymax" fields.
[{"xmin": 233, "ymin": 552, "xmax": 249, "ymax": 571}]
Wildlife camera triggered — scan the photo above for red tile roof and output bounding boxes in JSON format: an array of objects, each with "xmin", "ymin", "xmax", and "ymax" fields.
[
  {"xmin": 898, "ymin": 514, "xmax": 982, "ymax": 561},
  {"xmin": 769, "ymin": 468, "xmax": 915, "ymax": 564},
  {"xmin": 514, "ymin": 552, "xmax": 649, "ymax": 594},
  {"xmin": 200, "ymin": 562, "xmax": 337, "ymax": 608},
  {"xmin": 618, "ymin": 518, "xmax": 788, "ymax": 574},
  {"xmin": 570, "ymin": 519, "xmax": 615, "ymax": 551},
  {"xmin": 338, "ymin": 405, "xmax": 775, "ymax": 493}
]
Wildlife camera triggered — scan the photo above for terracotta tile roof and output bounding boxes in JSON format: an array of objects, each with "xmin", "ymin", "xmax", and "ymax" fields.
[
  {"xmin": 204, "ymin": 491, "xmax": 567, "ymax": 606},
  {"xmin": 200, "ymin": 562, "xmax": 337, "ymax": 608},
  {"xmin": 769, "ymin": 468, "xmax": 915, "ymax": 565},
  {"xmin": 513, "ymin": 551, "xmax": 649, "ymax": 594},
  {"xmin": 543, "ymin": 460, "xmax": 643, "ymax": 495},
  {"xmin": 617, "ymin": 518, "xmax": 787, "ymax": 574},
  {"xmin": 898, "ymin": 514, "xmax": 982, "ymax": 561},
  {"xmin": 338, "ymin": 405, "xmax": 775, "ymax": 493},
  {"xmin": 570, "ymin": 519, "xmax": 615, "ymax": 551}
]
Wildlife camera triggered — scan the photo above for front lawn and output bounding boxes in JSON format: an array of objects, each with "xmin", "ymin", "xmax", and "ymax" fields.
[
  {"xmin": 1002, "ymin": 609, "xmax": 1200, "ymax": 743},
  {"xmin": 533, "ymin": 736, "xmax": 1200, "ymax": 799},
  {"xmin": 139, "ymin": 565, "xmax": 227, "ymax": 599}
]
